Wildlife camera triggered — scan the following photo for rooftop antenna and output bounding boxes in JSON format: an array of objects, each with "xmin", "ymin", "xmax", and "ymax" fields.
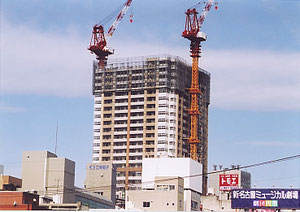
[{"xmin": 55, "ymin": 122, "xmax": 58, "ymax": 155}]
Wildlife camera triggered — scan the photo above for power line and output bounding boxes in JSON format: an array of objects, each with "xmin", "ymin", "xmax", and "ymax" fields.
[{"xmin": 2, "ymin": 154, "xmax": 299, "ymax": 197}]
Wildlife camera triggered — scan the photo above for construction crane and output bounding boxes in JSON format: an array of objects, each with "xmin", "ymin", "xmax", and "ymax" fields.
[
  {"xmin": 88, "ymin": 0, "xmax": 133, "ymax": 68},
  {"xmin": 182, "ymin": 0, "xmax": 216, "ymax": 194}
]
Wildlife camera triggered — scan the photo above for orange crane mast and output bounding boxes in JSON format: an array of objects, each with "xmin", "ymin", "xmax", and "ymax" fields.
[{"xmin": 182, "ymin": 0, "xmax": 216, "ymax": 194}]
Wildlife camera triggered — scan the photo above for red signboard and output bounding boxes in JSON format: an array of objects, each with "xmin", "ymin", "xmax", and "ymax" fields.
[{"xmin": 219, "ymin": 174, "xmax": 239, "ymax": 191}]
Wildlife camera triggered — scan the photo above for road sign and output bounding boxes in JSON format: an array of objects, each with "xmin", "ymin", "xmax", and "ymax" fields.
[{"xmin": 219, "ymin": 174, "xmax": 239, "ymax": 191}]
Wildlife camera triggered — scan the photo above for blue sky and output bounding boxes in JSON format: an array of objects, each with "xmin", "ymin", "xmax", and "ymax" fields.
[{"xmin": 1, "ymin": 0, "xmax": 300, "ymax": 188}]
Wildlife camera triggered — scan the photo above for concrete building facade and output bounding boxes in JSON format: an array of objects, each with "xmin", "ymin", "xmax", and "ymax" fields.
[
  {"xmin": 21, "ymin": 151, "xmax": 75, "ymax": 203},
  {"xmin": 91, "ymin": 55, "xmax": 210, "ymax": 194},
  {"xmin": 142, "ymin": 158, "xmax": 202, "ymax": 211},
  {"xmin": 0, "ymin": 164, "xmax": 3, "ymax": 175},
  {"xmin": 84, "ymin": 162, "xmax": 116, "ymax": 205},
  {"xmin": 126, "ymin": 176, "xmax": 184, "ymax": 211}
]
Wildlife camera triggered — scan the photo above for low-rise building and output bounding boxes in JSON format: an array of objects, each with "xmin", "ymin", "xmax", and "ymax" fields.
[
  {"xmin": 0, "ymin": 191, "xmax": 42, "ymax": 210},
  {"xmin": 141, "ymin": 158, "xmax": 202, "ymax": 211},
  {"xmin": 22, "ymin": 150, "xmax": 75, "ymax": 203},
  {"xmin": 84, "ymin": 162, "xmax": 116, "ymax": 205},
  {"xmin": 126, "ymin": 176, "xmax": 184, "ymax": 211},
  {"xmin": 0, "ymin": 175, "xmax": 22, "ymax": 191},
  {"xmin": 208, "ymin": 168, "xmax": 251, "ymax": 197},
  {"xmin": 21, "ymin": 151, "xmax": 114, "ymax": 209},
  {"xmin": 201, "ymin": 166, "xmax": 251, "ymax": 211}
]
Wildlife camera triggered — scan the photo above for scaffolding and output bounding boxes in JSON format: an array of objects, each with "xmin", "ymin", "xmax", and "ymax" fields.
[{"xmin": 92, "ymin": 54, "xmax": 210, "ymax": 199}]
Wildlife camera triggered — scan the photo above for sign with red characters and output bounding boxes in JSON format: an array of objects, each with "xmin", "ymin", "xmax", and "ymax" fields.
[{"xmin": 219, "ymin": 174, "xmax": 239, "ymax": 191}]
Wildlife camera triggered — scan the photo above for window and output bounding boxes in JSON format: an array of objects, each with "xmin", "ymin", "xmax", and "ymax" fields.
[
  {"xmin": 103, "ymin": 128, "xmax": 111, "ymax": 132},
  {"xmin": 143, "ymin": 202, "xmax": 150, "ymax": 208},
  {"xmin": 103, "ymin": 135, "xmax": 111, "ymax": 140},
  {"xmin": 102, "ymin": 149, "xmax": 110, "ymax": 154},
  {"xmin": 191, "ymin": 201, "xmax": 198, "ymax": 210},
  {"xmin": 103, "ymin": 114, "xmax": 112, "ymax": 118},
  {"xmin": 104, "ymin": 106, "xmax": 112, "ymax": 111},
  {"xmin": 102, "ymin": 157, "xmax": 110, "ymax": 161},
  {"xmin": 104, "ymin": 99, "xmax": 112, "ymax": 104},
  {"xmin": 103, "ymin": 121, "xmax": 112, "ymax": 125},
  {"xmin": 95, "ymin": 107, "xmax": 101, "ymax": 111}
]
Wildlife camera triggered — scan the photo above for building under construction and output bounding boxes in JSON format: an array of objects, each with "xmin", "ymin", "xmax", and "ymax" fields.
[{"xmin": 91, "ymin": 54, "xmax": 210, "ymax": 197}]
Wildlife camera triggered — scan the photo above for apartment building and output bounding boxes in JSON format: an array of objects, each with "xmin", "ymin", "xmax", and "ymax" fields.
[{"xmin": 91, "ymin": 55, "xmax": 210, "ymax": 195}]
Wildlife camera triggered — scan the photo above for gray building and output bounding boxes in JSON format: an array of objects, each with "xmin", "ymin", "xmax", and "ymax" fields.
[
  {"xmin": 21, "ymin": 151, "xmax": 114, "ymax": 209},
  {"xmin": 0, "ymin": 165, "xmax": 3, "ymax": 175},
  {"xmin": 84, "ymin": 162, "xmax": 116, "ymax": 205},
  {"xmin": 91, "ymin": 54, "xmax": 210, "ymax": 195},
  {"xmin": 21, "ymin": 151, "xmax": 75, "ymax": 203}
]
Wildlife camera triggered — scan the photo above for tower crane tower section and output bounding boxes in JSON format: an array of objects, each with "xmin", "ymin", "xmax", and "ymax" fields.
[{"xmin": 182, "ymin": 0, "xmax": 217, "ymax": 195}]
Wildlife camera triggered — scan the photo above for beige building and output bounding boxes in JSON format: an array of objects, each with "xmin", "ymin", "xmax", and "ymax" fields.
[
  {"xmin": 0, "ymin": 175, "xmax": 22, "ymax": 191},
  {"xmin": 126, "ymin": 176, "xmax": 184, "ymax": 211},
  {"xmin": 21, "ymin": 151, "xmax": 75, "ymax": 203},
  {"xmin": 84, "ymin": 162, "xmax": 116, "ymax": 205},
  {"xmin": 92, "ymin": 55, "xmax": 210, "ymax": 195}
]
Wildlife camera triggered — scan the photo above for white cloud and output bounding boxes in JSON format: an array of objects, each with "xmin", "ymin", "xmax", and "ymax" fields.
[
  {"xmin": 1, "ymin": 19, "xmax": 300, "ymax": 111},
  {"xmin": 239, "ymin": 141, "xmax": 300, "ymax": 147},
  {"xmin": 0, "ymin": 102, "xmax": 26, "ymax": 113},
  {"xmin": 1, "ymin": 19, "xmax": 93, "ymax": 97}
]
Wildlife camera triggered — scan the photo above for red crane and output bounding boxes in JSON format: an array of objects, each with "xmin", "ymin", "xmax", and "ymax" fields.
[
  {"xmin": 88, "ymin": 0, "xmax": 133, "ymax": 68},
  {"xmin": 182, "ymin": 0, "xmax": 217, "ymax": 194}
]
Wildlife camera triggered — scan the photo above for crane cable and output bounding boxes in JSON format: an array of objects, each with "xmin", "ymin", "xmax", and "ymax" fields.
[{"xmin": 97, "ymin": 2, "xmax": 125, "ymax": 26}]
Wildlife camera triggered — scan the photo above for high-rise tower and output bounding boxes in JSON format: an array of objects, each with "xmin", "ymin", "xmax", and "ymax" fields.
[{"xmin": 91, "ymin": 55, "xmax": 210, "ymax": 197}]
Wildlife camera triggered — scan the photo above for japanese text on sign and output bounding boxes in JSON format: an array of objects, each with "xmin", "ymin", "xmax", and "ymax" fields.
[{"xmin": 219, "ymin": 174, "xmax": 239, "ymax": 191}]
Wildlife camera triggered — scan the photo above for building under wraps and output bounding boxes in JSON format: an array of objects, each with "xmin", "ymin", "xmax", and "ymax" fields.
[{"xmin": 91, "ymin": 55, "xmax": 210, "ymax": 196}]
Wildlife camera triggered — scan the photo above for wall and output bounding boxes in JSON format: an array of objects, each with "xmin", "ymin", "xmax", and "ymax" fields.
[
  {"xmin": 84, "ymin": 162, "xmax": 116, "ymax": 204},
  {"xmin": 142, "ymin": 158, "xmax": 202, "ymax": 193},
  {"xmin": 0, "ymin": 191, "xmax": 40, "ymax": 210},
  {"xmin": 22, "ymin": 151, "xmax": 56, "ymax": 194},
  {"xmin": 21, "ymin": 151, "xmax": 75, "ymax": 204},
  {"xmin": 201, "ymin": 195, "xmax": 234, "ymax": 211}
]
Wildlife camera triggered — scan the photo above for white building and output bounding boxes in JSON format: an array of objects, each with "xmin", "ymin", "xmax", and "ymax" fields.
[{"xmin": 142, "ymin": 158, "xmax": 202, "ymax": 211}]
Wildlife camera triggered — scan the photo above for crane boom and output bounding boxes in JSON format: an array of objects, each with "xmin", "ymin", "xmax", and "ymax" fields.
[
  {"xmin": 199, "ymin": 0, "xmax": 214, "ymax": 28},
  {"xmin": 88, "ymin": 0, "xmax": 133, "ymax": 68},
  {"xmin": 105, "ymin": 0, "xmax": 133, "ymax": 42}
]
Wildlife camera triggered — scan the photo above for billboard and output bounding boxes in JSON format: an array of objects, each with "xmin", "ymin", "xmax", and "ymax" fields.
[
  {"xmin": 219, "ymin": 174, "xmax": 239, "ymax": 191},
  {"xmin": 231, "ymin": 189, "xmax": 300, "ymax": 209}
]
